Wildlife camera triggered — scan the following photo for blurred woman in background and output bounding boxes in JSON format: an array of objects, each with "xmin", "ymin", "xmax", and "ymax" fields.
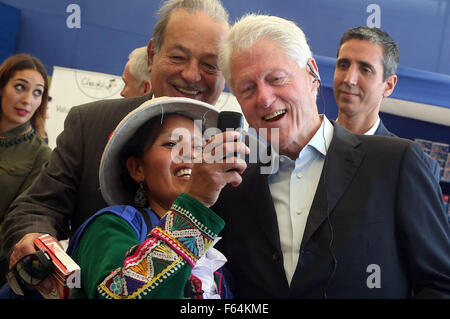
[{"xmin": 0, "ymin": 53, "xmax": 51, "ymax": 284}]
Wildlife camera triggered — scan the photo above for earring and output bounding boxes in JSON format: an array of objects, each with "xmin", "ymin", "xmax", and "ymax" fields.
[{"xmin": 134, "ymin": 181, "xmax": 149, "ymax": 208}]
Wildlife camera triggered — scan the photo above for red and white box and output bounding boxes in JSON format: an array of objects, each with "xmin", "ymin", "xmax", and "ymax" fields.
[{"xmin": 34, "ymin": 234, "xmax": 81, "ymax": 299}]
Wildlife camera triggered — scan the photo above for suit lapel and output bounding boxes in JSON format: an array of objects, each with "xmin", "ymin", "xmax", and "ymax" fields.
[
  {"xmin": 300, "ymin": 123, "xmax": 365, "ymax": 249},
  {"xmin": 374, "ymin": 119, "xmax": 395, "ymax": 137},
  {"xmin": 245, "ymin": 162, "xmax": 283, "ymax": 249}
]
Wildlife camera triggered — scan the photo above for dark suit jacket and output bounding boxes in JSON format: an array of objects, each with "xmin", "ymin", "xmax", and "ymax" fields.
[
  {"xmin": 214, "ymin": 122, "xmax": 450, "ymax": 298},
  {"xmin": 374, "ymin": 120, "xmax": 441, "ymax": 182},
  {"xmin": 1, "ymin": 94, "xmax": 151, "ymax": 257}
]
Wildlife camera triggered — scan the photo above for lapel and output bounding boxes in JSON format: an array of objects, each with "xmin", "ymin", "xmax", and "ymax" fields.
[
  {"xmin": 374, "ymin": 119, "xmax": 395, "ymax": 137},
  {"xmin": 300, "ymin": 122, "xmax": 366, "ymax": 250},
  {"xmin": 244, "ymin": 161, "xmax": 283, "ymax": 250}
]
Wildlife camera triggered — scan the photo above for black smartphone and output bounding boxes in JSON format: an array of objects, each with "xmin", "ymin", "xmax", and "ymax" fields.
[
  {"xmin": 217, "ymin": 111, "xmax": 245, "ymax": 162},
  {"xmin": 217, "ymin": 111, "xmax": 244, "ymax": 135}
]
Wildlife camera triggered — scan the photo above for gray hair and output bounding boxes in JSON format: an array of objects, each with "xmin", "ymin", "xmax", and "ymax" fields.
[
  {"xmin": 338, "ymin": 26, "xmax": 399, "ymax": 81},
  {"xmin": 127, "ymin": 46, "xmax": 151, "ymax": 85},
  {"xmin": 152, "ymin": 0, "xmax": 230, "ymax": 55},
  {"xmin": 218, "ymin": 14, "xmax": 314, "ymax": 91}
]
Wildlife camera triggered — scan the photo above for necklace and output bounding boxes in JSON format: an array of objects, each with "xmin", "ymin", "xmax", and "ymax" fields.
[{"xmin": 0, "ymin": 128, "xmax": 36, "ymax": 147}]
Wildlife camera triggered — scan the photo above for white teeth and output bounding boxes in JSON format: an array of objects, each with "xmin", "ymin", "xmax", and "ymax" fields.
[
  {"xmin": 264, "ymin": 110, "xmax": 286, "ymax": 120},
  {"xmin": 177, "ymin": 87, "xmax": 200, "ymax": 95},
  {"xmin": 175, "ymin": 168, "xmax": 192, "ymax": 177}
]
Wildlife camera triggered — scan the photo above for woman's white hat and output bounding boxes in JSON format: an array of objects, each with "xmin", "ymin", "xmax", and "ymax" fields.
[{"xmin": 100, "ymin": 96, "xmax": 219, "ymax": 206}]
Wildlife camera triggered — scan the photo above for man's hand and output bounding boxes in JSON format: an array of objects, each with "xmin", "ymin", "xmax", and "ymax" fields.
[
  {"xmin": 9, "ymin": 233, "xmax": 58, "ymax": 295},
  {"xmin": 9, "ymin": 233, "xmax": 44, "ymax": 269}
]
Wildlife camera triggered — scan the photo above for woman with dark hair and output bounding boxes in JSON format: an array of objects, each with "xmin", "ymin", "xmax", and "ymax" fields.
[
  {"xmin": 67, "ymin": 97, "xmax": 248, "ymax": 299},
  {"xmin": 0, "ymin": 53, "xmax": 51, "ymax": 285}
]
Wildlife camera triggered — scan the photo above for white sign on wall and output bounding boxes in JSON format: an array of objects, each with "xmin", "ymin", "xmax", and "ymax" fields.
[{"xmin": 46, "ymin": 66, "xmax": 124, "ymax": 148}]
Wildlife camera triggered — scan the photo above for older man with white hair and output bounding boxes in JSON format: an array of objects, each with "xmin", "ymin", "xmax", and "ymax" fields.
[
  {"xmin": 120, "ymin": 46, "xmax": 152, "ymax": 98},
  {"xmin": 212, "ymin": 14, "xmax": 450, "ymax": 299}
]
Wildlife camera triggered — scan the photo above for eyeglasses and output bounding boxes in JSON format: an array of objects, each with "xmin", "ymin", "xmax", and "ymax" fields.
[{"xmin": 6, "ymin": 250, "xmax": 53, "ymax": 296}]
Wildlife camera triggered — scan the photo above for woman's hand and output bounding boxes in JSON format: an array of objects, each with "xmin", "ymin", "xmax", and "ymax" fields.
[{"xmin": 184, "ymin": 131, "xmax": 249, "ymax": 207}]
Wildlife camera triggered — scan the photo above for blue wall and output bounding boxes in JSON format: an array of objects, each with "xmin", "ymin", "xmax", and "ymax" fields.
[
  {"xmin": 1, "ymin": 0, "xmax": 449, "ymax": 77},
  {"xmin": 0, "ymin": 0, "xmax": 449, "ymax": 145},
  {"xmin": 0, "ymin": 2, "xmax": 20, "ymax": 63}
]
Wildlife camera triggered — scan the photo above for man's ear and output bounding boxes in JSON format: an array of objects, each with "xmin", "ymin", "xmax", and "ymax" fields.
[
  {"xmin": 126, "ymin": 157, "xmax": 145, "ymax": 183},
  {"xmin": 307, "ymin": 57, "xmax": 321, "ymax": 91},
  {"xmin": 142, "ymin": 80, "xmax": 152, "ymax": 95},
  {"xmin": 147, "ymin": 39, "xmax": 155, "ymax": 73},
  {"xmin": 383, "ymin": 74, "xmax": 397, "ymax": 98}
]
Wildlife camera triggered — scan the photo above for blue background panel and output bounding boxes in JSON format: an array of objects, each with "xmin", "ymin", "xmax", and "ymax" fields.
[
  {"xmin": 0, "ymin": 0, "xmax": 448, "ymax": 146},
  {"xmin": 0, "ymin": 2, "xmax": 20, "ymax": 63},
  {"xmin": 1, "ymin": 0, "xmax": 449, "ymax": 77}
]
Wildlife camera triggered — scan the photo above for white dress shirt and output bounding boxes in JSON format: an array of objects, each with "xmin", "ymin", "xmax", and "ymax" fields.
[
  {"xmin": 268, "ymin": 115, "xmax": 334, "ymax": 285},
  {"xmin": 363, "ymin": 116, "xmax": 380, "ymax": 135}
]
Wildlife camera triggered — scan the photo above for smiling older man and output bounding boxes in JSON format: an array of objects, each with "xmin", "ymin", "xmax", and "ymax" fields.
[{"xmin": 212, "ymin": 14, "xmax": 450, "ymax": 299}]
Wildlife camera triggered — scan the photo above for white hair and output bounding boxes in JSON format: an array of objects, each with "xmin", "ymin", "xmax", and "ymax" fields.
[
  {"xmin": 127, "ymin": 46, "xmax": 151, "ymax": 85},
  {"xmin": 218, "ymin": 14, "xmax": 314, "ymax": 91}
]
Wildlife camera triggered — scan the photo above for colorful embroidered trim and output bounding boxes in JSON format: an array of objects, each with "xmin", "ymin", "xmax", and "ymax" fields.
[
  {"xmin": 189, "ymin": 274, "xmax": 204, "ymax": 299},
  {"xmin": 97, "ymin": 201, "xmax": 219, "ymax": 299}
]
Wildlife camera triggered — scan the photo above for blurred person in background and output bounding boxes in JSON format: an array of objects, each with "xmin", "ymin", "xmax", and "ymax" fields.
[
  {"xmin": 0, "ymin": 53, "xmax": 51, "ymax": 285},
  {"xmin": 120, "ymin": 46, "xmax": 152, "ymax": 98},
  {"xmin": 333, "ymin": 26, "xmax": 440, "ymax": 181}
]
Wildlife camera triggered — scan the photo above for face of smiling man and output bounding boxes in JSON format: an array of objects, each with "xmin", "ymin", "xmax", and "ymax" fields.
[
  {"xmin": 148, "ymin": 8, "xmax": 228, "ymax": 106},
  {"xmin": 230, "ymin": 38, "xmax": 321, "ymax": 160}
]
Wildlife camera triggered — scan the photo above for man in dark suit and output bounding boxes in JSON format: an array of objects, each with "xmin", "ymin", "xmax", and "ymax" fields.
[
  {"xmin": 1, "ymin": 0, "xmax": 230, "ymax": 271},
  {"xmin": 213, "ymin": 14, "xmax": 450, "ymax": 298},
  {"xmin": 333, "ymin": 26, "xmax": 441, "ymax": 181}
]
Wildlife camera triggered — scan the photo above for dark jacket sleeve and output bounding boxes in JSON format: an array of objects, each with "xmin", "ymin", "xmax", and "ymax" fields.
[{"xmin": 397, "ymin": 142, "xmax": 450, "ymax": 298}]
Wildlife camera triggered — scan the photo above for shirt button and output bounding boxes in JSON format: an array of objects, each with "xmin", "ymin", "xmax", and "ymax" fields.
[
  {"xmin": 296, "ymin": 172, "xmax": 303, "ymax": 179},
  {"xmin": 296, "ymin": 210, "xmax": 302, "ymax": 215}
]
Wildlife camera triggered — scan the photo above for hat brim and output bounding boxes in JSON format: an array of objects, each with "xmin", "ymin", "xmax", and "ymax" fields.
[{"xmin": 100, "ymin": 96, "xmax": 219, "ymax": 206}]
